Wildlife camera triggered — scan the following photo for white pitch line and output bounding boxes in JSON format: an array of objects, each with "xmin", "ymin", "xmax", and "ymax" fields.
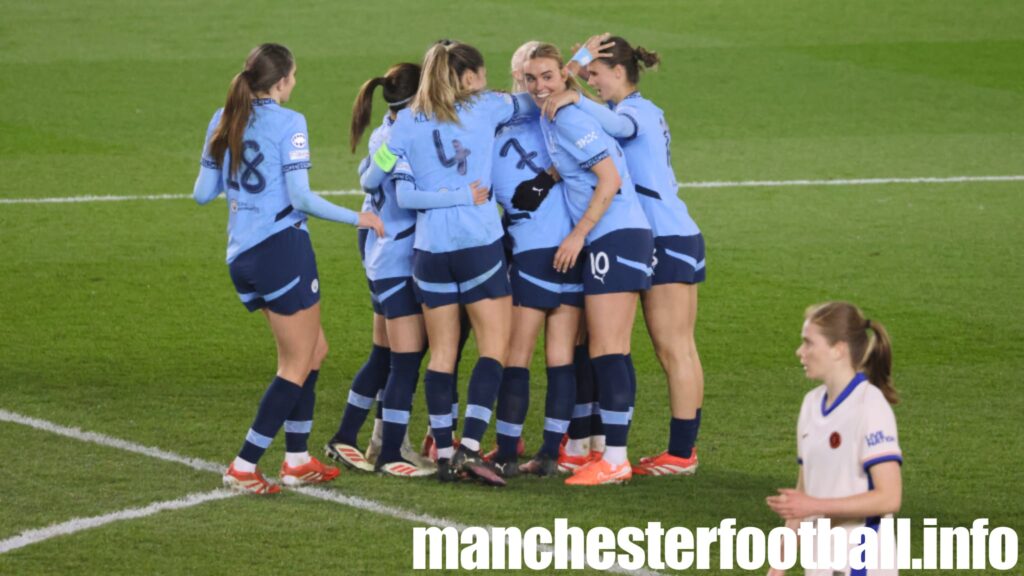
[
  {"xmin": 680, "ymin": 174, "xmax": 1024, "ymax": 189},
  {"xmin": 0, "ymin": 409, "xmax": 224, "ymax": 474},
  {"xmin": 0, "ymin": 490, "xmax": 239, "ymax": 554},
  {"xmin": 1, "ymin": 174, "xmax": 1021, "ymax": 205},
  {"xmin": 0, "ymin": 409, "xmax": 658, "ymax": 575}
]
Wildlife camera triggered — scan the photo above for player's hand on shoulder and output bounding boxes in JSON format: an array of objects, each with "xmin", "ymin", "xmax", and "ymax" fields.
[
  {"xmin": 357, "ymin": 211, "xmax": 385, "ymax": 237},
  {"xmin": 543, "ymin": 90, "xmax": 579, "ymax": 121}
]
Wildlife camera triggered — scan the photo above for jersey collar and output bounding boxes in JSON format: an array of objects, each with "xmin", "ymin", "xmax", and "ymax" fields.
[
  {"xmin": 623, "ymin": 91, "xmax": 642, "ymax": 101},
  {"xmin": 252, "ymin": 98, "xmax": 277, "ymax": 107},
  {"xmin": 821, "ymin": 372, "xmax": 867, "ymax": 417}
]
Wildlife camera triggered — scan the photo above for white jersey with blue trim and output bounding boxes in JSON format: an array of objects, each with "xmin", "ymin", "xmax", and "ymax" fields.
[
  {"xmin": 361, "ymin": 115, "xmax": 417, "ymax": 280},
  {"xmin": 615, "ymin": 92, "xmax": 699, "ymax": 238},
  {"xmin": 540, "ymin": 103, "xmax": 649, "ymax": 245},
  {"xmin": 386, "ymin": 91, "xmax": 526, "ymax": 254},
  {"xmin": 200, "ymin": 99, "xmax": 309, "ymax": 263},
  {"xmin": 492, "ymin": 114, "xmax": 572, "ymax": 254},
  {"xmin": 797, "ymin": 373, "xmax": 902, "ymax": 576}
]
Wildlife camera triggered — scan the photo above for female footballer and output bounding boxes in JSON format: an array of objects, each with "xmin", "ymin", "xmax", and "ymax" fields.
[
  {"xmin": 549, "ymin": 35, "xmax": 707, "ymax": 476},
  {"xmin": 485, "ymin": 41, "xmax": 583, "ymax": 478},
  {"xmin": 382, "ymin": 39, "xmax": 538, "ymax": 486},
  {"xmin": 324, "ymin": 62, "xmax": 436, "ymax": 477},
  {"xmin": 193, "ymin": 43, "xmax": 383, "ymax": 494},
  {"xmin": 766, "ymin": 302, "xmax": 902, "ymax": 575},
  {"xmin": 523, "ymin": 42, "xmax": 654, "ymax": 486}
]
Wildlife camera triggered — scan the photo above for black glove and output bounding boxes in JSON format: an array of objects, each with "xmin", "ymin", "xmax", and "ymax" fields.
[{"xmin": 511, "ymin": 171, "xmax": 556, "ymax": 212}]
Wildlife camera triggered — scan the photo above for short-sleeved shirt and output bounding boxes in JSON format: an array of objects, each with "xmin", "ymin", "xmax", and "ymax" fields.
[
  {"xmin": 387, "ymin": 91, "xmax": 523, "ymax": 254},
  {"xmin": 614, "ymin": 92, "xmax": 700, "ymax": 239},
  {"xmin": 361, "ymin": 115, "xmax": 417, "ymax": 280},
  {"xmin": 797, "ymin": 373, "xmax": 902, "ymax": 576},
  {"xmin": 539, "ymin": 103, "xmax": 649, "ymax": 245},
  {"xmin": 200, "ymin": 99, "xmax": 309, "ymax": 263}
]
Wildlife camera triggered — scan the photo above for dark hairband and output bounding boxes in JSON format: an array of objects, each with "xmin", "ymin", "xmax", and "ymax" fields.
[{"xmin": 864, "ymin": 318, "xmax": 872, "ymax": 329}]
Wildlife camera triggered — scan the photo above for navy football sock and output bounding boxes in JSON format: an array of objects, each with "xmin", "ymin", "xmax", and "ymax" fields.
[
  {"xmin": 378, "ymin": 351, "xmax": 424, "ymax": 465},
  {"xmin": 238, "ymin": 376, "xmax": 304, "ymax": 464},
  {"xmin": 424, "ymin": 370, "xmax": 455, "ymax": 452},
  {"xmin": 590, "ymin": 354, "xmax": 632, "ymax": 449},
  {"xmin": 333, "ymin": 345, "xmax": 390, "ymax": 446},
  {"xmin": 284, "ymin": 370, "xmax": 318, "ymax": 453},
  {"xmin": 567, "ymin": 344, "xmax": 593, "ymax": 442},
  {"xmin": 495, "ymin": 367, "xmax": 530, "ymax": 460},
  {"xmin": 461, "ymin": 357, "xmax": 503, "ymax": 448},
  {"xmin": 540, "ymin": 364, "xmax": 576, "ymax": 458}
]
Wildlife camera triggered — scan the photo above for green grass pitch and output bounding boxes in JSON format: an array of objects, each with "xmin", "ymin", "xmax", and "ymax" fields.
[{"xmin": 0, "ymin": 0, "xmax": 1022, "ymax": 574}]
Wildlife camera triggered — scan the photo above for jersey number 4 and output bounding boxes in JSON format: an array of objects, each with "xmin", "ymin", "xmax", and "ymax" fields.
[
  {"xmin": 227, "ymin": 140, "xmax": 266, "ymax": 194},
  {"xmin": 433, "ymin": 130, "xmax": 471, "ymax": 175}
]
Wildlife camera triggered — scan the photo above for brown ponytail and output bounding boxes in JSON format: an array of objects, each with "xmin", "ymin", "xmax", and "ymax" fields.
[
  {"xmin": 208, "ymin": 43, "xmax": 294, "ymax": 177},
  {"xmin": 805, "ymin": 301, "xmax": 899, "ymax": 404},
  {"xmin": 350, "ymin": 77, "xmax": 386, "ymax": 153},
  {"xmin": 597, "ymin": 36, "xmax": 660, "ymax": 86},
  {"xmin": 350, "ymin": 63, "xmax": 421, "ymax": 153}
]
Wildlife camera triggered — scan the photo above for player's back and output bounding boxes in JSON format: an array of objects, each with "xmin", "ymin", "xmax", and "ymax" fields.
[
  {"xmin": 388, "ymin": 91, "xmax": 516, "ymax": 253},
  {"xmin": 615, "ymin": 93, "xmax": 699, "ymax": 238},
  {"xmin": 210, "ymin": 99, "xmax": 308, "ymax": 262},
  {"xmin": 492, "ymin": 117, "xmax": 572, "ymax": 254}
]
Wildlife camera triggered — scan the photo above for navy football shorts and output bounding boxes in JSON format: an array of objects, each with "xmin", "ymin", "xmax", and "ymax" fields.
[
  {"xmin": 229, "ymin": 225, "xmax": 320, "ymax": 315},
  {"xmin": 582, "ymin": 228, "xmax": 655, "ymax": 296},
  {"xmin": 368, "ymin": 276, "xmax": 421, "ymax": 319},
  {"xmin": 652, "ymin": 233, "xmax": 706, "ymax": 285},
  {"xmin": 413, "ymin": 239, "xmax": 511, "ymax": 308},
  {"xmin": 509, "ymin": 246, "xmax": 583, "ymax": 310}
]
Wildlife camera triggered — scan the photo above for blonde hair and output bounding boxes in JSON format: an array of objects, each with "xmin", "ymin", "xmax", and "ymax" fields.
[
  {"xmin": 412, "ymin": 40, "xmax": 485, "ymax": 124},
  {"xmin": 510, "ymin": 41, "xmax": 540, "ymax": 92}
]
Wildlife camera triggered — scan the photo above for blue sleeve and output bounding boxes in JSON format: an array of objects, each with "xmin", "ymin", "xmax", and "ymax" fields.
[
  {"xmin": 393, "ymin": 158, "xmax": 473, "ymax": 209},
  {"xmin": 279, "ymin": 113, "xmax": 312, "ymax": 173},
  {"xmin": 554, "ymin": 107, "xmax": 610, "ymax": 170},
  {"xmin": 488, "ymin": 91, "xmax": 540, "ymax": 127},
  {"xmin": 577, "ymin": 97, "xmax": 637, "ymax": 139},
  {"xmin": 360, "ymin": 160, "xmax": 388, "ymax": 192},
  {"xmin": 193, "ymin": 168, "xmax": 222, "ymax": 205},
  {"xmin": 194, "ymin": 111, "xmax": 223, "ymax": 204},
  {"xmin": 286, "ymin": 169, "xmax": 359, "ymax": 225}
]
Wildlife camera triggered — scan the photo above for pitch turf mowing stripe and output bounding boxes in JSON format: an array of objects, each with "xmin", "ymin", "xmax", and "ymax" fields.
[
  {"xmin": 0, "ymin": 490, "xmax": 239, "ymax": 554},
  {"xmin": 0, "ymin": 409, "xmax": 661, "ymax": 575},
  {"xmin": 2, "ymin": 174, "xmax": 1022, "ymax": 204}
]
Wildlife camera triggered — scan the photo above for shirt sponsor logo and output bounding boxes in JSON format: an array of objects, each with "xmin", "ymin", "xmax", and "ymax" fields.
[
  {"xmin": 865, "ymin": 430, "xmax": 896, "ymax": 447},
  {"xmin": 289, "ymin": 150, "xmax": 310, "ymax": 162},
  {"xmin": 291, "ymin": 132, "xmax": 307, "ymax": 149},
  {"xmin": 575, "ymin": 131, "xmax": 598, "ymax": 149}
]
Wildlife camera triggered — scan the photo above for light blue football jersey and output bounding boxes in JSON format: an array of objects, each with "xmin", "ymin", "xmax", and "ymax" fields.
[
  {"xmin": 200, "ymin": 99, "xmax": 309, "ymax": 263},
  {"xmin": 492, "ymin": 114, "xmax": 573, "ymax": 254},
  {"xmin": 386, "ymin": 91, "xmax": 529, "ymax": 254},
  {"xmin": 615, "ymin": 92, "xmax": 700, "ymax": 238},
  {"xmin": 539, "ymin": 102, "xmax": 649, "ymax": 244},
  {"xmin": 361, "ymin": 115, "xmax": 417, "ymax": 280}
]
